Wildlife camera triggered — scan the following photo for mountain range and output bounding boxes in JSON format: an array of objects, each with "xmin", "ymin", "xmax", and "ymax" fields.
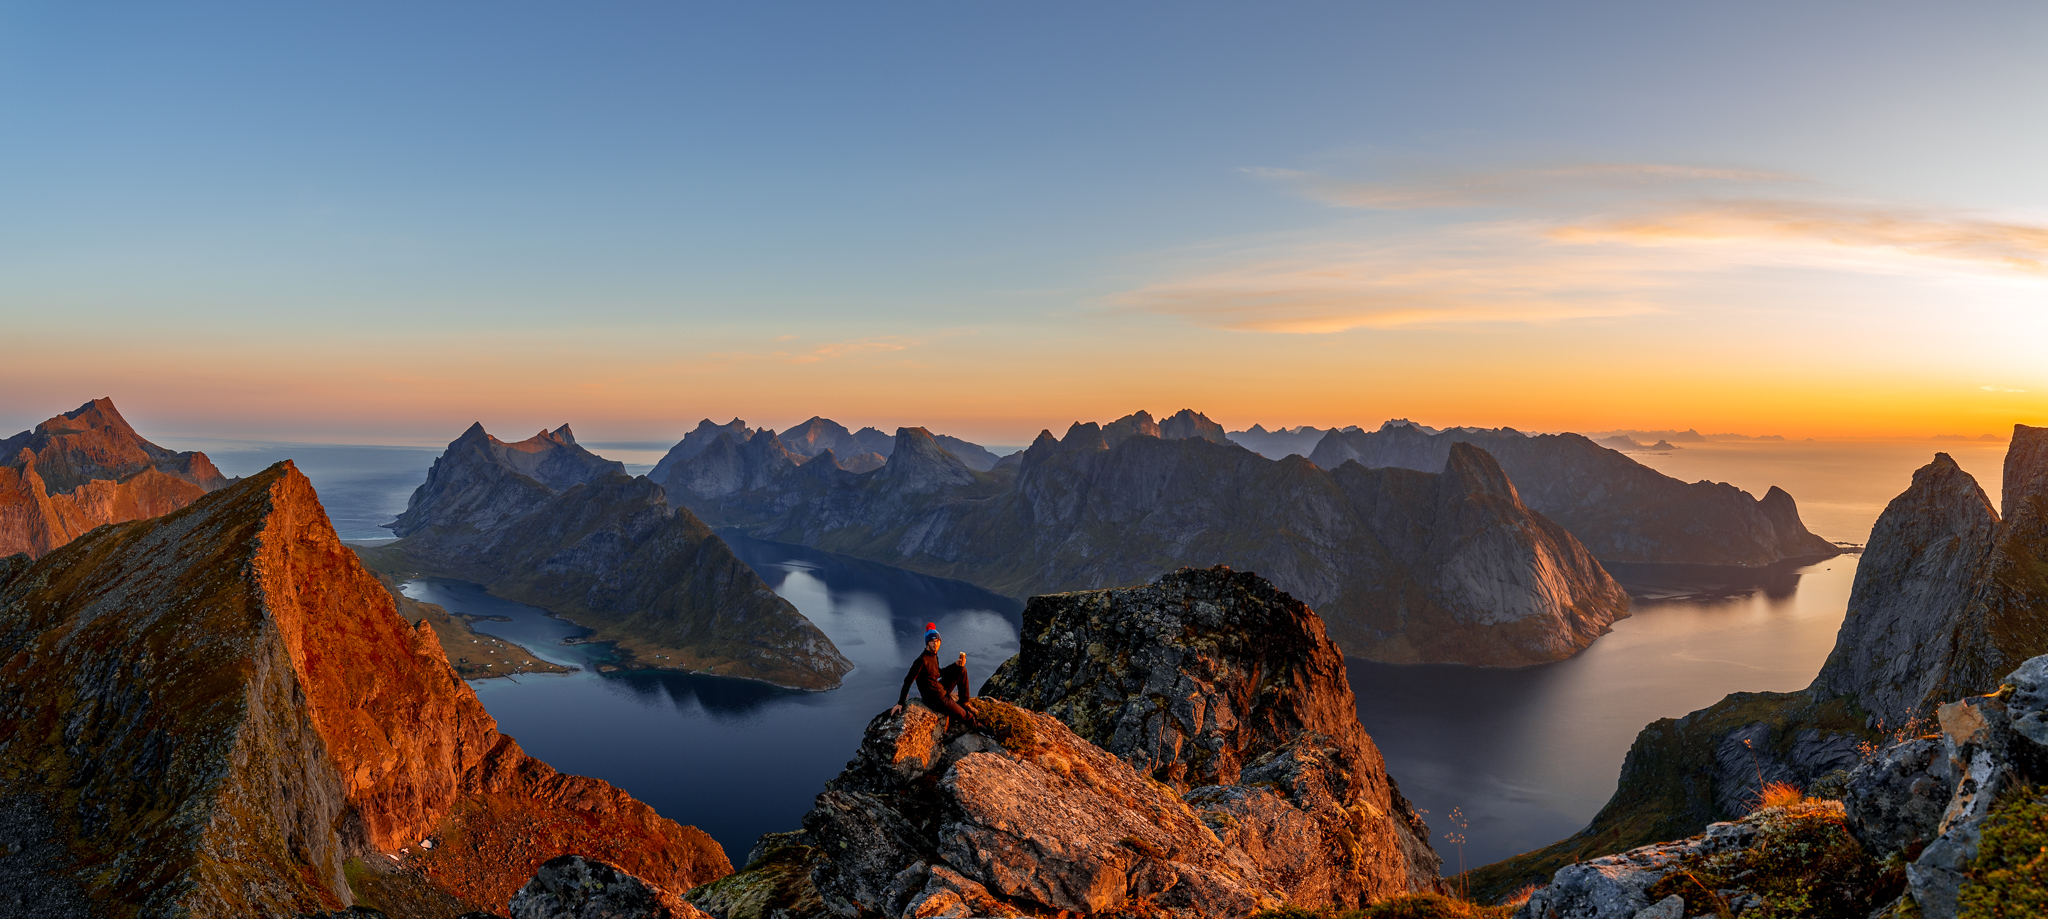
[
  {"xmin": 683, "ymin": 412, "xmax": 1630, "ymax": 666},
  {"xmin": 0, "ymin": 398, "xmax": 230, "ymax": 558},
  {"xmin": 363, "ymin": 422, "xmax": 852, "ymax": 690},
  {"xmin": 1309, "ymin": 421, "xmax": 1839, "ymax": 566}
]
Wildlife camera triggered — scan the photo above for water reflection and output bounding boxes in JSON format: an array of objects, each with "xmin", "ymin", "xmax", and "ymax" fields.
[
  {"xmin": 1353, "ymin": 558, "xmax": 1857, "ymax": 868},
  {"xmin": 413, "ymin": 537, "xmax": 1021, "ymax": 858}
]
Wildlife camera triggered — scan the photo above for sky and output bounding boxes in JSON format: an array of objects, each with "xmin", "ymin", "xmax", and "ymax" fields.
[{"xmin": 3, "ymin": 2, "xmax": 2046, "ymax": 446}]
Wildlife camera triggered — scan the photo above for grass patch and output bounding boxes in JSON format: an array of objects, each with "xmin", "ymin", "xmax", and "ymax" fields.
[
  {"xmin": 1467, "ymin": 691, "xmax": 1880, "ymax": 902},
  {"xmin": 969, "ymin": 697, "xmax": 1040, "ymax": 754},
  {"xmin": 1958, "ymin": 784, "xmax": 2048, "ymax": 918},
  {"xmin": 1642, "ymin": 802, "xmax": 1902, "ymax": 919}
]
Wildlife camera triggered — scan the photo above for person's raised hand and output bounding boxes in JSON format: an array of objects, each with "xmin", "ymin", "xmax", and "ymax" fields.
[
  {"xmin": 887, "ymin": 704, "xmax": 903, "ymax": 717},
  {"xmin": 957, "ymin": 652, "xmax": 966, "ymax": 664}
]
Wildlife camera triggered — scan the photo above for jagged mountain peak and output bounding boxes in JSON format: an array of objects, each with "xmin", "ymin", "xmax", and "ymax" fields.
[
  {"xmin": 1059, "ymin": 421, "xmax": 1106, "ymax": 451},
  {"xmin": 2002, "ymin": 423, "xmax": 2048, "ymax": 521},
  {"xmin": 1440, "ymin": 440, "xmax": 1520, "ymax": 504},
  {"xmin": 0, "ymin": 398, "xmax": 230, "ymax": 557},
  {"xmin": 1158, "ymin": 408, "xmax": 1230, "ymax": 443},
  {"xmin": 876, "ymin": 427, "xmax": 976, "ymax": 493}
]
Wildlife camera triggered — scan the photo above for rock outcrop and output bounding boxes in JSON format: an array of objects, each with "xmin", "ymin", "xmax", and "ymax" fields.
[
  {"xmin": 511, "ymin": 855, "xmax": 703, "ymax": 919},
  {"xmin": 983, "ymin": 567, "xmax": 1442, "ymax": 900},
  {"xmin": 1309, "ymin": 421, "xmax": 1840, "ymax": 566},
  {"xmin": 366, "ymin": 424, "xmax": 851, "ymax": 691},
  {"xmin": 0, "ymin": 398, "xmax": 230, "ymax": 558},
  {"xmin": 1813, "ymin": 426, "xmax": 2048, "ymax": 722},
  {"xmin": 0, "ymin": 463, "xmax": 729, "ymax": 916},
  {"xmin": 690, "ymin": 569, "xmax": 1440, "ymax": 919},
  {"xmin": 700, "ymin": 420, "xmax": 1627, "ymax": 666}
]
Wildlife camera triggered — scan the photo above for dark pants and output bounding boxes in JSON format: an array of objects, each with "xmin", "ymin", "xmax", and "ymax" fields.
[{"xmin": 919, "ymin": 662, "xmax": 974, "ymax": 726}]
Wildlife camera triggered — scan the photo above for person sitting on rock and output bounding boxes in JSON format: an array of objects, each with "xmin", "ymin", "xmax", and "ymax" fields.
[{"xmin": 889, "ymin": 622, "xmax": 982, "ymax": 732}]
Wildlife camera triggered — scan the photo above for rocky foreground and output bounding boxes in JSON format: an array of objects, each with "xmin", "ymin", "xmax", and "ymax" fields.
[
  {"xmin": 0, "ymin": 463, "xmax": 729, "ymax": 916},
  {"xmin": 0, "ymin": 398, "xmax": 230, "ymax": 559},
  {"xmin": 1516, "ymin": 652, "xmax": 2048, "ymax": 919},
  {"xmin": 689, "ymin": 567, "xmax": 1444, "ymax": 919}
]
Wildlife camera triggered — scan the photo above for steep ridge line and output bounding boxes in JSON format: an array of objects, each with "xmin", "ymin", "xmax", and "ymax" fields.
[{"xmin": 0, "ymin": 462, "xmax": 729, "ymax": 916}]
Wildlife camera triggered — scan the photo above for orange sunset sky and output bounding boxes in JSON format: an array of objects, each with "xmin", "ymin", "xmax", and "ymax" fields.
[{"xmin": 4, "ymin": 5, "xmax": 2045, "ymax": 446}]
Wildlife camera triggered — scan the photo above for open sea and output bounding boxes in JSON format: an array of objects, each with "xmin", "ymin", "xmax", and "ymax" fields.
[{"xmin": 173, "ymin": 435, "xmax": 2011, "ymax": 867}]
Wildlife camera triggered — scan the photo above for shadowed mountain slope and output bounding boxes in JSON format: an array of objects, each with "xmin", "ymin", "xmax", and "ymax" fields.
[
  {"xmin": 1309, "ymin": 422, "xmax": 1839, "ymax": 566},
  {"xmin": 0, "ymin": 398, "xmax": 230, "ymax": 558},
  {"xmin": 368, "ymin": 423, "xmax": 851, "ymax": 690},
  {"xmin": 0, "ymin": 463, "xmax": 729, "ymax": 917},
  {"xmin": 693, "ymin": 422, "xmax": 1628, "ymax": 666}
]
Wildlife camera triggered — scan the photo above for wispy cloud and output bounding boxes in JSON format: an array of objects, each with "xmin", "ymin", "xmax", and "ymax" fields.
[
  {"xmin": 1125, "ymin": 162, "xmax": 2048, "ymax": 335},
  {"xmin": 1118, "ymin": 232, "xmax": 1668, "ymax": 333},
  {"xmin": 785, "ymin": 337, "xmax": 913, "ymax": 363},
  {"xmin": 1552, "ymin": 200, "xmax": 2048, "ymax": 272},
  {"xmin": 1982, "ymin": 385, "xmax": 2028, "ymax": 393}
]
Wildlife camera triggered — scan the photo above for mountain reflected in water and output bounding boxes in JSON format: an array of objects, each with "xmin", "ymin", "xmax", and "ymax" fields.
[{"xmin": 413, "ymin": 533, "xmax": 1021, "ymax": 857}]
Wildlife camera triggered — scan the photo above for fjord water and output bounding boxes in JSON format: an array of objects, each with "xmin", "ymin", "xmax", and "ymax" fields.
[
  {"xmin": 1353, "ymin": 558, "xmax": 1857, "ymax": 867},
  {"xmin": 410, "ymin": 533, "xmax": 1024, "ymax": 859}
]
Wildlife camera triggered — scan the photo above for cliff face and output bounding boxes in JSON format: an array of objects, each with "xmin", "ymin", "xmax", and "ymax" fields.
[
  {"xmin": 1812, "ymin": 426, "xmax": 2048, "ymax": 722},
  {"xmin": 983, "ymin": 567, "xmax": 1442, "ymax": 901},
  {"xmin": 0, "ymin": 463, "xmax": 729, "ymax": 917},
  {"xmin": 692, "ymin": 570, "xmax": 1439, "ymax": 919},
  {"xmin": 373, "ymin": 424, "xmax": 851, "ymax": 691},
  {"xmin": 703, "ymin": 423, "xmax": 1626, "ymax": 666},
  {"xmin": 1309, "ymin": 422, "xmax": 1840, "ymax": 566},
  {"xmin": 0, "ymin": 398, "xmax": 230, "ymax": 558}
]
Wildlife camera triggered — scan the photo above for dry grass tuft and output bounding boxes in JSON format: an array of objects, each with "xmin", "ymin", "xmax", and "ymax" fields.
[{"xmin": 1757, "ymin": 780, "xmax": 1806, "ymax": 811}]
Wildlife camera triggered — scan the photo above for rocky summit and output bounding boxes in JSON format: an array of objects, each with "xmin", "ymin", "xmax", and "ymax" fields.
[
  {"xmin": 983, "ymin": 566, "xmax": 1443, "ymax": 901},
  {"xmin": 0, "ymin": 463, "xmax": 729, "ymax": 917},
  {"xmin": 1309, "ymin": 421, "xmax": 1839, "ymax": 567},
  {"xmin": 698, "ymin": 416, "xmax": 1627, "ymax": 666},
  {"xmin": 365, "ymin": 422, "xmax": 850, "ymax": 691},
  {"xmin": 691, "ymin": 568, "xmax": 1441, "ymax": 919},
  {"xmin": 0, "ymin": 398, "xmax": 230, "ymax": 559}
]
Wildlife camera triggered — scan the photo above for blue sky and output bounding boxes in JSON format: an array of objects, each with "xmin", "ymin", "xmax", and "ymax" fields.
[{"xmin": 4, "ymin": 2, "xmax": 2045, "ymax": 442}]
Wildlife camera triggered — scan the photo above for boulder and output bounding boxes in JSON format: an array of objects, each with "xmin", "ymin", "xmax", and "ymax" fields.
[{"xmin": 511, "ymin": 856, "xmax": 706, "ymax": 919}]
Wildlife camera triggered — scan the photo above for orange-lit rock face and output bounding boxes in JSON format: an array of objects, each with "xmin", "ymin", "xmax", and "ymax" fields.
[
  {"xmin": 0, "ymin": 463, "xmax": 728, "ymax": 916},
  {"xmin": 0, "ymin": 398, "xmax": 226, "ymax": 559}
]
